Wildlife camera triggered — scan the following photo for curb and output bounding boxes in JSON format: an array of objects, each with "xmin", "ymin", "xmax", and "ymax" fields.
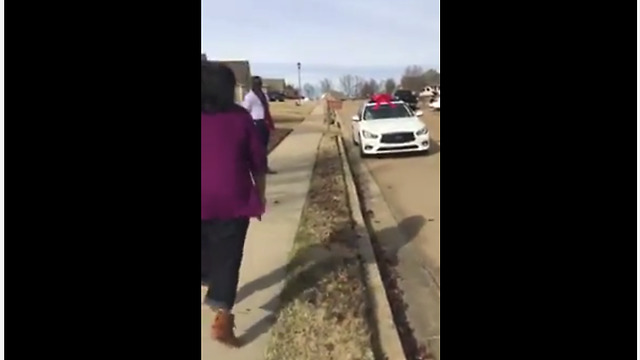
[
  {"xmin": 334, "ymin": 108, "xmax": 440, "ymax": 360},
  {"xmin": 335, "ymin": 118, "xmax": 407, "ymax": 360}
]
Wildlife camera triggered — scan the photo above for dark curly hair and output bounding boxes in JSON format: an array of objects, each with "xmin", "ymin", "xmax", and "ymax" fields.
[{"xmin": 201, "ymin": 62, "xmax": 237, "ymax": 114}]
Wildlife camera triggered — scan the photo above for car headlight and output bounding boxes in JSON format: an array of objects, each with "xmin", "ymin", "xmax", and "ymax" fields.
[
  {"xmin": 416, "ymin": 127, "xmax": 429, "ymax": 136},
  {"xmin": 362, "ymin": 130, "xmax": 379, "ymax": 139}
]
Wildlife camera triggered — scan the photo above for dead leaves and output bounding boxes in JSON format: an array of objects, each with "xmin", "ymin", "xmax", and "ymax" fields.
[
  {"xmin": 266, "ymin": 134, "xmax": 374, "ymax": 360},
  {"xmin": 303, "ymin": 135, "xmax": 355, "ymax": 248}
]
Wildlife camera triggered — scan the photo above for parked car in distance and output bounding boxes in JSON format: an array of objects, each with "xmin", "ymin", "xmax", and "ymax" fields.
[
  {"xmin": 393, "ymin": 89, "xmax": 419, "ymax": 110},
  {"xmin": 429, "ymin": 96, "xmax": 440, "ymax": 110},
  {"xmin": 268, "ymin": 91, "xmax": 285, "ymax": 102},
  {"xmin": 419, "ymin": 85, "xmax": 439, "ymax": 97}
]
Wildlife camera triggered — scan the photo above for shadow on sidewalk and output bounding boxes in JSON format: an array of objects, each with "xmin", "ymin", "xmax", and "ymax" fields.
[{"xmin": 232, "ymin": 215, "xmax": 426, "ymax": 351}]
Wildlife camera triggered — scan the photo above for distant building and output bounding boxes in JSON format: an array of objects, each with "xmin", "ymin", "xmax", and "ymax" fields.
[
  {"xmin": 263, "ymin": 78, "xmax": 286, "ymax": 93},
  {"xmin": 201, "ymin": 54, "xmax": 252, "ymax": 103},
  {"xmin": 321, "ymin": 90, "xmax": 347, "ymax": 100}
]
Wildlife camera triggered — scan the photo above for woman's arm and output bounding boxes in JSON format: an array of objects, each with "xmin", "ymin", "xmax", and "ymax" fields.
[
  {"xmin": 254, "ymin": 174, "xmax": 266, "ymax": 206},
  {"xmin": 244, "ymin": 112, "xmax": 268, "ymax": 204}
]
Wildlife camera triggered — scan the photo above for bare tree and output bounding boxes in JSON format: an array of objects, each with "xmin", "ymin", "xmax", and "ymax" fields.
[
  {"xmin": 303, "ymin": 83, "xmax": 316, "ymax": 99},
  {"xmin": 400, "ymin": 65, "xmax": 427, "ymax": 92},
  {"xmin": 352, "ymin": 75, "xmax": 367, "ymax": 97},
  {"xmin": 319, "ymin": 78, "xmax": 333, "ymax": 94},
  {"xmin": 339, "ymin": 75, "xmax": 355, "ymax": 97},
  {"xmin": 423, "ymin": 69, "xmax": 440, "ymax": 86},
  {"xmin": 369, "ymin": 79, "xmax": 379, "ymax": 94},
  {"xmin": 384, "ymin": 78, "xmax": 397, "ymax": 94},
  {"xmin": 358, "ymin": 79, "xmax": 378, "ymax": 98}
]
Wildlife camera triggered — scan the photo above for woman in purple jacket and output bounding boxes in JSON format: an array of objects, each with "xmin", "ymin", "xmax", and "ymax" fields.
[{"xmin": 201, "ymin": 62, "xmax": 267, "ymax": 347}]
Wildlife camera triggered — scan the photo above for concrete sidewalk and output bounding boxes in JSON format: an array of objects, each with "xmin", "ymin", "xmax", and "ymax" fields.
[{"xmin": 201, "ymin": 105, "xmax": 325, "ymax": 359}]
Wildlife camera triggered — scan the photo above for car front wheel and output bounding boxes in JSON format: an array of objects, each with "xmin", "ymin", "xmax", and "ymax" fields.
[{"xmin": 359, "ymin": 145, "xmax": 369, "ymax": 158}]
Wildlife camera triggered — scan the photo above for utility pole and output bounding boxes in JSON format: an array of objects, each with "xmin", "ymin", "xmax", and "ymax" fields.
[{"xmin": 296, "ymin": 62, "xmax": 301, "ymax": 105}]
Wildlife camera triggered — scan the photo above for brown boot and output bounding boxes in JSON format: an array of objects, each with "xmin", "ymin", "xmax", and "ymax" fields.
[{"xmin": 211, "ymin": 310, "xmax": 241, "ymax": 348}]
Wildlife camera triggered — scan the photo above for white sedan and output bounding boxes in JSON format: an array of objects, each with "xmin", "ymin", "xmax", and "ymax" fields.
[{"xmin": 351, "ymin": 100, "xmax": 430, "ymax": 157}]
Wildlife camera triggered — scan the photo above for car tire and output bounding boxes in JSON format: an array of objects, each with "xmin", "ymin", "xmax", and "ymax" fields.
[{"xmin": 359, "ymin": 146, "xmax": 368, "ymax": 158}]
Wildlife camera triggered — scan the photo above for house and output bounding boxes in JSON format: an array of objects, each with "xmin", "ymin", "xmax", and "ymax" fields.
[
  {"xmin": 201, "ymin": 54, "xmax": 252, "ymax": 103},
  {"xmin": 263, "ymin": 78, "xmax": 286, "ymax": 93},
  {"xmin": 321, "ymin": 90, "xmax": 347, "ymax": 100}
]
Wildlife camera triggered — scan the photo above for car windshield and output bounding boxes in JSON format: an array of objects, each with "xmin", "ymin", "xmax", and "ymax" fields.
[
  {"xmin": 395, "ymin": 90, "xmax": 412, "ymax": 97},
  {"xmin": 363, "ymin": 103, "xmax": 413, "ymax": 120}
]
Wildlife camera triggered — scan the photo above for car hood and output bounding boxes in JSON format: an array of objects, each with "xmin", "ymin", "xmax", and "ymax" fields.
[{"xmin": 360, "ymin": 117, "xmax": 426, "ymax": 134}]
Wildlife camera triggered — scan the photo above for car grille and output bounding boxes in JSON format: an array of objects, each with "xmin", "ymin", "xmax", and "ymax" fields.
[
  {"xmin": 380, "ymin": 132, "xmax": 415, "ymax": 144},
  {"xmin": 378, "ymin": 145, "xmax": 419, "ymax": 151}
]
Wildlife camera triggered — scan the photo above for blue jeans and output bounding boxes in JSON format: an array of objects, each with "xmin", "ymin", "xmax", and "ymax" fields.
[{"xmin": 201, "ymin": 217, "xmax": 250, "ymax": 311}]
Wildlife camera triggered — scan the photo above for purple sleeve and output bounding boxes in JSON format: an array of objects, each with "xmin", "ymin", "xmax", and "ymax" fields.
[{"xmin": 244, "ymin": 112, "xmax": 267, "ymax": 175}]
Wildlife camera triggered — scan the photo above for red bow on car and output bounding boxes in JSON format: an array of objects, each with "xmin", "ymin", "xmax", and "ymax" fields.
[{"xmin": 371, "ymin": 93, "xmax": 396, "ymax": 110}]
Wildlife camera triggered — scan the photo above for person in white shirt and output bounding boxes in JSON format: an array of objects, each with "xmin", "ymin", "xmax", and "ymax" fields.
[{"xmin": 242, "ymin": 76, "xmax": 277, "ymax": 174}]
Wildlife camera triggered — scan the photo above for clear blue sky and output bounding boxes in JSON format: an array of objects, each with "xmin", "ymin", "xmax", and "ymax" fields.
[{"xmin": 201, "ymin": 0, "xmax": 439, "ymax": 88}]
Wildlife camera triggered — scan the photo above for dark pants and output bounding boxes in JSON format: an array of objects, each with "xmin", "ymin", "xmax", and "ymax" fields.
[
  {"xmin": 255, "ymin": 119, "xmax": 271, "ymax": 145},
  {"xmin": 254, "ymin": 119, "xmax": 270, "ymax": 168},
  {"xmin": 254, "ymin": 119, "xmax": 270, "ymax": 148},
  {"xmin": 201, "ymin": 217, "xmax": 250, "ymax": 311}
]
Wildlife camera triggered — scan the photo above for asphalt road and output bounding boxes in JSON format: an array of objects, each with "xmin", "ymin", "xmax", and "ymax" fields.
[{"xmin": 338, "ymin": 100, "xmax": 441, "ymax": 284}]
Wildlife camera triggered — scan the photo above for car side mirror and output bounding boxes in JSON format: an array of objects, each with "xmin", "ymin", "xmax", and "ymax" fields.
[
  {"xmin": 415, "ymin": 110, "xmax": 424, "ymax": 116},
  {"xmin": 352, "ymin": 115, "xmax": 360, "ymax": 121}
]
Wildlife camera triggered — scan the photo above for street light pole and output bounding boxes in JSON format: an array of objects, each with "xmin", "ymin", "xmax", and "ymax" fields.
[{"xmin": 296, "ymin": 62, "xmax": 301, "ymax": 105}]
